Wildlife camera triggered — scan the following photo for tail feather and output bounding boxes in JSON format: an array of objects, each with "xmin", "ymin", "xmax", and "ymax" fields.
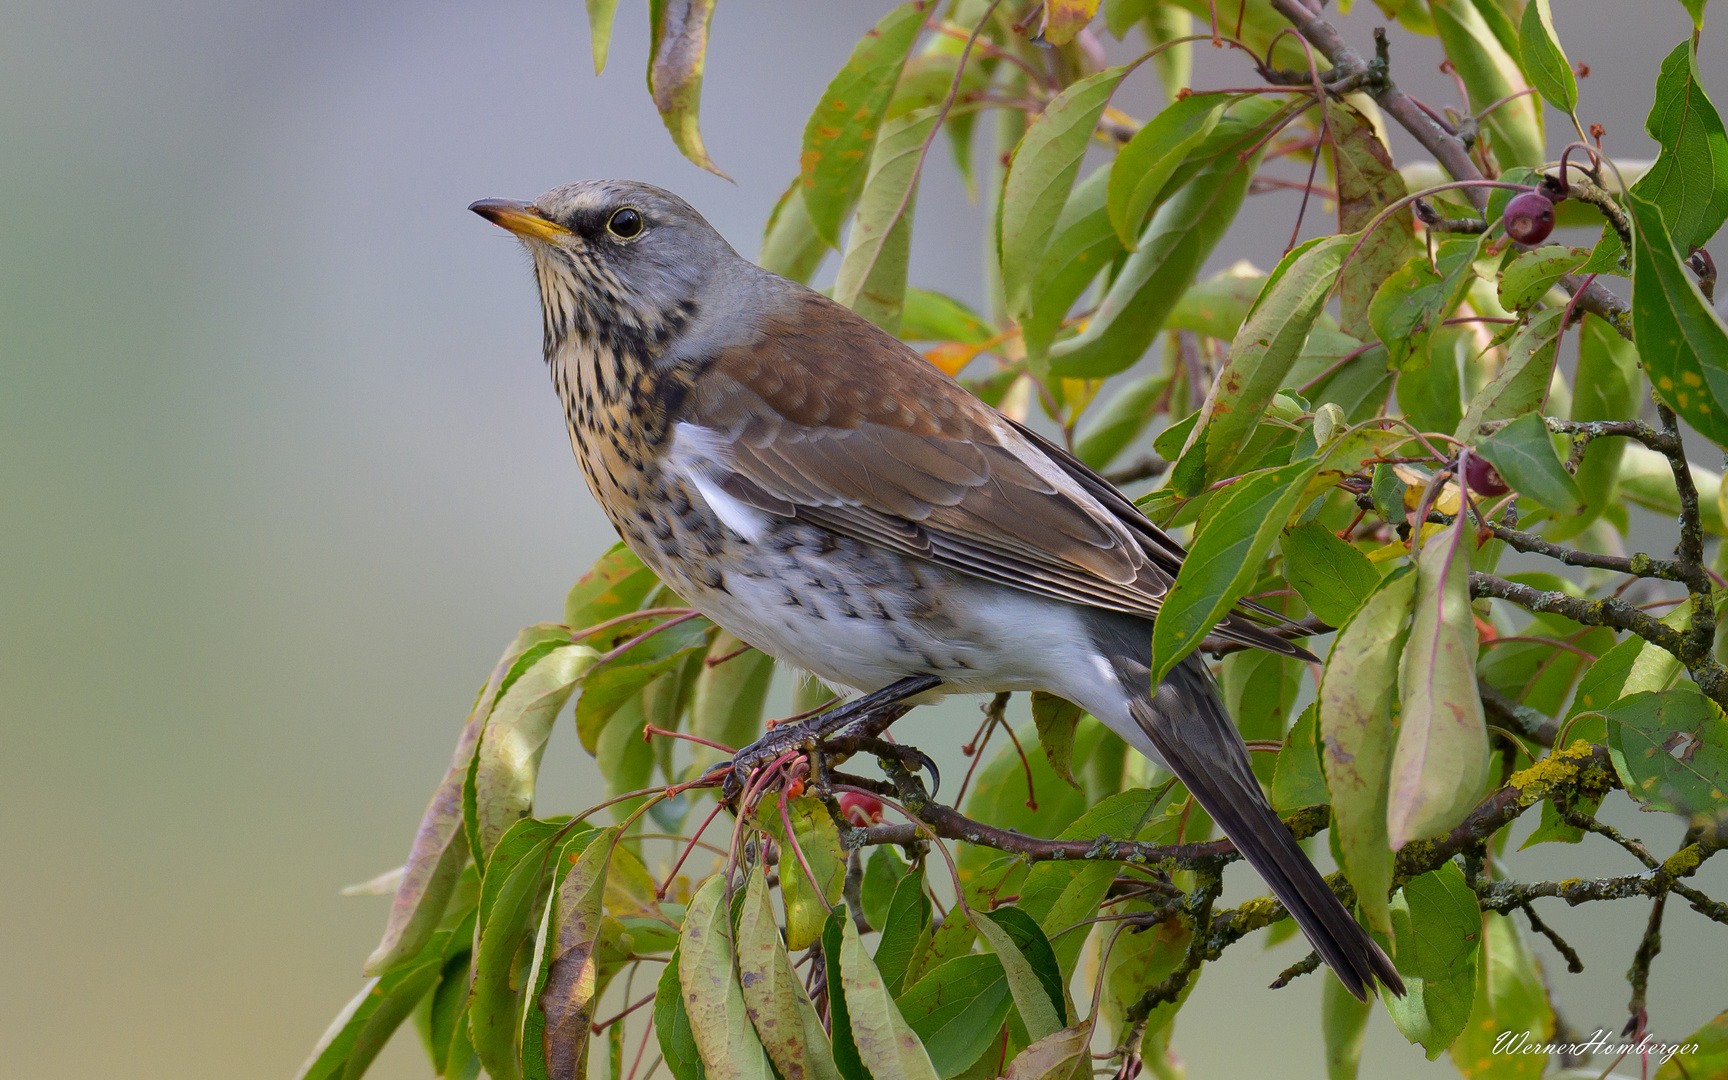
[{"xmin": 1133, "ymin": 656, "xmax": 1404, "ymax": 1001}]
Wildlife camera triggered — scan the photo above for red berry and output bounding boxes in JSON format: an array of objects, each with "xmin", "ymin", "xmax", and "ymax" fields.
[
  {"xmin": 1503, "ymin": 191, "xmax": 1555, "ymax": 244},
  {"xmin": 1465, "ymin": 454, "xmax": 1510, "ymax": 496},
  {"xmin": 838, "ymin": 791, "xmax": 884, "ymax": 827}
]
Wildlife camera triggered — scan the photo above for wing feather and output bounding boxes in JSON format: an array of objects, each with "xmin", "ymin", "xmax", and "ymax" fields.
[{"xmin": 680, "ymin": 286, "xmax": 1315, "ymax": 662}]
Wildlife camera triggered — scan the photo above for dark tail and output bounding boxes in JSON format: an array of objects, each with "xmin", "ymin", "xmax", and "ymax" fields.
[{"xmin": 1127, "ymin": 653, "xmax": 1404, "ymax": 1001}]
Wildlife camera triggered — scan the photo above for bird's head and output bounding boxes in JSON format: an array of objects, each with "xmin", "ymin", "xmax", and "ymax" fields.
[{"xmin": 470, "ymin": 179, "xmax": 736, "ymax": 362}]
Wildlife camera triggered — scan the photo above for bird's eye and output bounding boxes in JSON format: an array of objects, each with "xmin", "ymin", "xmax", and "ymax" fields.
[{"xmin": 607, "ymin": 208, "xmax": 643, "ymax": 238}]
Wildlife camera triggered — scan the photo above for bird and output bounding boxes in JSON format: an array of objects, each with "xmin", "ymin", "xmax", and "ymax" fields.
[{"xmin": 471, "ymin": 179, "xmax": 1404, "ymax": 1002}]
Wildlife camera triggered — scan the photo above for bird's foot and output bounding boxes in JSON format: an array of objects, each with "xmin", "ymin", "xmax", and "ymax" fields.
[{"xmin": 717, "ymin": 674, "xmax": 942, "ymax": 803}]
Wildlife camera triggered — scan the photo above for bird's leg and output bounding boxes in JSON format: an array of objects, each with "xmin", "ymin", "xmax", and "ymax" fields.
[{"xmin": 720, "ymin": 674, "xmax": 942, "ymax": 800}]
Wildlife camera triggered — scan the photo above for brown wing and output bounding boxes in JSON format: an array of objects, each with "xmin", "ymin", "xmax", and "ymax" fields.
[{"xmin": 683, "ymin": 287, "xmax": 1313, "ymax": 661}]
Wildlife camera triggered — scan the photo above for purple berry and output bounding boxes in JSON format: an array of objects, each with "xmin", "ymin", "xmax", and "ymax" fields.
[
  {"xmin": 1504, "ymin": 191, "xmax": 1555, "ymax": 244},
  {"xmin": 1466, "ymin": 455, "xmax": 1510, "ymax": 497}
]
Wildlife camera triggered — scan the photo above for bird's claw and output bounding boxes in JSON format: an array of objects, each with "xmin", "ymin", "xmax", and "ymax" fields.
[{"xmin": 720, "ymin": 722, "xmax": 818, "ymax": 803}]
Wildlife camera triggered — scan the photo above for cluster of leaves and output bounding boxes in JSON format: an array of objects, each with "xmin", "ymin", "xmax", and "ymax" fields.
[{"xmin": 300, "ymin": 1, "xmax": 1728, "ymax": 1078}]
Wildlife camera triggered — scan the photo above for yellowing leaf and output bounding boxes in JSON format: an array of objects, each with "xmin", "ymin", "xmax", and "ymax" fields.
[
  {"xmin": 737, "ymin": 867, "xmax": 842, "ymax": 1080},
  {"xmin": 537, "ymin": 827, "xmax": 618, "ymax": 1079},
  {"xmin": 1182, "ymin": 233, "xmax": 1352, "ymax": 484},
  {"xmin": 1331, "ymin": 100, "xmax": 1413, "ymax": 340},
  {"xmin": 648, "ymin": 0, "xmax": 726, "ymax": 177},
  {"xmin": 838, "ymin": 910, "xmax": 941, "ymax": 1080},
  {"xmin": 679, "ymin": 875, "xmax": 774, "ymax": 1079},
  {"xmin": 1389, "ymin": 511, "xmax": 1490, "ymax": 849},
  {"xmin": 1320, "ymin": 568, "xmax": 1416, "ymax": 936},
  {"xmin": 1036, "ymin": 0, "xmax": 1102, "ymax": 45},
  {"xmin": 800, "ymin": 2, "xmax": 929, "ymax": 246}
]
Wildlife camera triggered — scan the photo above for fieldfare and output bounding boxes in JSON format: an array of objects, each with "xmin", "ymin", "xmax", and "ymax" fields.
[{"xmin": 472, "ymin": 180, "xmax": 1402, "ymax": 1001}]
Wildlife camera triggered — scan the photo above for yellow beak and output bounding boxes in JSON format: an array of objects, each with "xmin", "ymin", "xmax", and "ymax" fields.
[{"xmin": 469, "ymin": 198, "xmax": 570, "ymax": 242}]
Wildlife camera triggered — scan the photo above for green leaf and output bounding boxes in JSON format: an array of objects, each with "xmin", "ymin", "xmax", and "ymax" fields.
[
  {"xmin": 647, "ymin": 0, "xmax": 725, "ymax": 177},
  {"xmin": 1678, "ymin": 0, "xmax": 1711, "ymax": 30},
  {"xmin": 1552, "ymin": 314, "xmax": 1639, "ymax": 539},
  {"xmin": 679, "ymin": 875, "xmax": 773, "ymax": 1079},
  {"xmin": 473, "ymin": 644, "xmax": 600, "ymax": 858},
  {"xmin": 576, "ymin": 643, "xmax": 704, "ymax": 754},
  {"xmin": 1002, "ymin": 1023, "xmax": 1090, "ymax": 1080},
  {"xmin": 834, "ymin": 106, "xmax": 941, "ymax": 334},
  {"xmin": 1606, "ymin": 686, "xmax": 1728, "ymax": 822},
  {"xmin": 1389, "ymin": 511, "xmax": 1490, "ymax": 849},
  {"xmin": 1104, "ymin": 0, "xmax": 1156, "ymax": 38},
  {"xmin": 566, "ymin": 542, "xmax": 658, "ymax": 631},
  {"xmin": 1282, "ymin": 519, "xmax": 1381, "ymax": 626},
  {"xmin": 1223, "ymin": 647, "xmax": 1299, "ymax": 786},
  {"xmin": 1273, "ymin": 703, "xmax": 1330, "ymax": 811},
  {"xmin": 1165, "ymin": 262, "xmax": 1268, "ymax": 341},
  {"xmin": 534, "ymin": 826, "xmax": 617, "ymax": 1080},
  {"xmin": 1073, "ymin": 373, "xmax": 1168, "ymax": 469},
  {"xmin": 737, "ymin": 867, "xmax": 842, "ymax": 1080},
  {"xmin": 902, "ymin": 287, "xmax": 993, "ymax": 344},
  {"xmin": 1032, "ymin": 860, "xmax": 1119, "ymax": 979},
  {"xmin": 1496, "ymin": 245, "xmax": 1587, "ymax": 312},
  {"xmin": 1430, "ymin": 0, "xmax": 1544, "ymax": 169},
  {"xmin": 1370, "ymin": 240, "xmax": 1478, "ymax": 371},
  {"xmin": 596, "ymin": 694, "xmax": 655, "ymax": 820},
  {"xmin": 1455, "ymin": 308, "xmax": 1564, "ymax": 440},
  {"xmin": 888, "ymin": 31, "xmax": 988, "ymax": 122},
  {"xmin": 1617, "ymin": 443, "xmax": 1728, "ymax": 534},
  {"xmin": 690, "ymin": 631, "xmax": 775, "ymax": 769},
  {"xmin": 1150, "ymin": 456, "xmax": 1325, "ymax": 682},
  {"xmin": 756, "ymin": 795, "xmax": 846, "ymax": 950},
  {"xmin": 873, "ymin": 862, "xmax": 932, "ymax": 995},
  {"xmin": 1630, "ymin": 190, "xmax": 1728, "ymax": 450},
  {"xmin": 1021, "ymin": 165, "xmax": 1121, "ymax": 363},
  {"xmin": 822, "ymin": 911, "xmax": 872, "ymax": 1080},
  {"xmin": 295, "ymin": 928, "xmax": 450, "ymax": 1080},
  {"xmin": 959, "ymin": 726, "xmax": 1100, "ymax": 876},
  {"xmin": 1656, "ymin": 1010, "xmax": 1728, "ymax": 1080},
  {"xmin": 364, "ymin": 665, "xmax": 506, "ymax": 976},
  {"xmin": 1449, "ymin": 911, "xmax": 1553, "ymax": 1079},
  {"xmin": 1383, "ymin": 862, "xmax": 1480, "ymax": 1059},
  {"xmin": 655, "ymin": 949, "xmax": 707, "ymax": 1080},
  {"xmin": 862, "ymin": 845, "xmax": 909, "ymax": 931},
  {"xmin": 971, "ymin": 907, "xmax": 1066, "ymax": 1042},
  {"xmin": 1565, "ymin": 603, "xmax": 1689, "ymax": 729},
  {"xmin": 1105, "ymin": 94, "xmax": 1226, "ymax": 247},
  {"xmin": 1474, "ymin": 414, "xmax": 1583, "ymax": 515},
  {"xmin": 1398, "ymin": 325, "xmax": 1465, "ymax": 437},
  {"xmin": 423, "ymin": 912, "xmax": 478, "ymax": 1077},
  {"xmin": 584, "ymin": 0, "xmax": 622, "ymax": 74},
  {"xmin": 1099, "ymin": 905, "xmax": 1195, "ymax": 1048},
  {"xmin": 760, "ymin": 179, "xmax": 827, "ymax": 285},
  {"xmin": 1030, "ymin": 691, "xmax": 1085, "ymax": 789},
  {"xmin": 800, "ymin": 2, "xmax": 928, "ymax": 246},
  {"xmin": 1331, "ymin": 100, "xmax": 1413, "ymax": 341},
  {"xmin": 1517, "ymin": 0, "xmax": 1575, "ymax": 113},
  {"xmin": 1590, "ymin": 40, "xmax": 1728, "ymax": 272},
  {"xmin": 470, "ymin": 818, "xmax": 565, "ymax": 1080},
  {"xmin": 1048, "ymin": 99, "xmax": 1282, "ymax": 377},
  {"xmin": 1146, "ymin": 5, "xmax": 1193, "ymax": 102},
  {"xmin": 840, "ymin": 908, "xmax": 942, "ymax": 1080},
  {"xmin": 1180, "ymin": 233, "xmax": 1352, "ymax": 483},
  {"xmin": 1320, "ymin": 567, "xmax": 1417, "ymax": 936},
  {"xmin": 1323, "ymin": 973, "xmax": 1372, "ymax": 1080},
  {"xmin": 895, "ymin": 954, "xmax": 1012, "ymax": 1078},
  {"xmin": 1001, "ymin": 66, "xmax": 1131, "ymax": 318}
]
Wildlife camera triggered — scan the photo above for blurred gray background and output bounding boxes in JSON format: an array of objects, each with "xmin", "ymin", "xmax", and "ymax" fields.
[{"xmin": 3, "ymin": 1, "xmax": 1725, "ymax": 1077}]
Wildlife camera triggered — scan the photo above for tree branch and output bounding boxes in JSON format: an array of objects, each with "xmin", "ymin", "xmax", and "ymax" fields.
[{"xmin": 1265, "ymin": 0, "xmax": 1634, "ymax": 338}]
